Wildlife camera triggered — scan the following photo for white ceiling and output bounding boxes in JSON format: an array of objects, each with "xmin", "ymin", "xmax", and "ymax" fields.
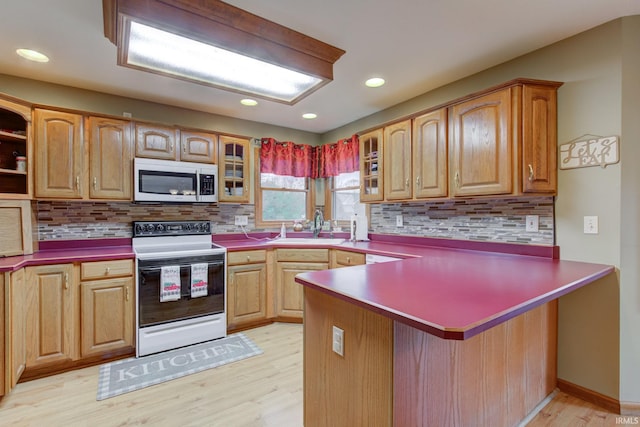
[{"xmin": 1, "ymin": 0, "xmax": 639, "ymax": 134}]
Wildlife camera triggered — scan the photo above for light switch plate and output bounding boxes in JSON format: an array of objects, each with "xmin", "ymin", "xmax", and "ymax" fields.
[
  {"xmin": 234, "ymin": 215, "xmax": 248, "ymax": 226},
  {"xmin": 332, "ymin": 326, "xmax": 344, "ymax": 357},
  {"xmin": 584, "ymin": 216, "xmax": 598, "ymax": 234},
  {"xmin": 396, "ymin": 215, "xmax": 403, "ymax": 227},
  {"xmin": 525, "ymin": 215, "xmax": 539, "ymax": 232}
]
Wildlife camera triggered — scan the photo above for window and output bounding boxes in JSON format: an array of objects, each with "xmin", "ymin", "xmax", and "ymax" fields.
[
  {"xmin": 326, "ymin": 171, "xmax": 363, "ymax": 222},
  {"xmin": 254, "ymin": 149, "xmax": 314, "ymax": 227}
]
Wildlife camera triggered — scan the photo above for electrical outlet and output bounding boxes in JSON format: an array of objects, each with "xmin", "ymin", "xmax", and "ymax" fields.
[
  {"xmin": 332, "ymin": 326, "xmax": 344, "ymax": 357},
  {"xmin": 396, "ymin": 215, "xmax": 403, "ymax": 227},
  {"xmin": 122, "ymin": 112, "xmax": 132, "ymax": 118},
  {"xmin": 234, "ymin": 215, "xmax": 248, "ymax": 226},
  {"xmin": 584, "ymin": 216, "xmax": 598, "ymax": 234},
  {"xmin": 525, "ymin": 215, "xmax": 539, "ymax": 232}
]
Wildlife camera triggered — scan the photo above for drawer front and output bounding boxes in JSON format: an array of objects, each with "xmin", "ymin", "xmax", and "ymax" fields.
[
  {"xmin": 277, "ymin": 248, "xmax": 329, "ymax": 263},
  {"xmin": 81, "ymin": 259, "xmax": 134, "ymax": 280},
  {"xmin": 334, "ymin": 250, "xmax": 365, "ymax": 266},
  {"xmin": 227, "ymin": 250, "xmax": 267, "ymax": 266}
]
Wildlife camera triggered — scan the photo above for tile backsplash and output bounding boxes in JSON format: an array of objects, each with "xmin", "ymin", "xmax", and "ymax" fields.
[
  {"xmin": 36, "ymin": 201, "xmax": 255, "ymax": 240},
  {"xmin": 36, "ymin": 196, "xmax": 554, "ymax": 245},
  {"xmin": 369, "ymin": 197, "xmax": 554, "ymax": 245}
]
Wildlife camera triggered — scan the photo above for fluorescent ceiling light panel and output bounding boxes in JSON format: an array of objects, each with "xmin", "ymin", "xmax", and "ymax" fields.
[
  {"xmin": 104, "ymin": 0, "xmax": 345, "ymax": 105},
  {"xmin": 126, "ymin": 21, "xmax": 322, "ymax": 103}
]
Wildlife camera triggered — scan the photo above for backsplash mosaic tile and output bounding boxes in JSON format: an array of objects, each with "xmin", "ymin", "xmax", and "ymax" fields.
[
  {"xmin": 36, "ymin": 196, "xmax": 554, "ymax": 245},
  {"xmin": 369, "ymin": 197, "xmax": 555, "ymax": 245},
  {"xmin": 36, "ymin": 201, "xmax": 256, "ymax": 240}
]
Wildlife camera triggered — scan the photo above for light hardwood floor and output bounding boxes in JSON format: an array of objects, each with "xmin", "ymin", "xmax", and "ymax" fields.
[{"xmin": 0, "ymin": 322, "xmax": 622, "ymax": 427}]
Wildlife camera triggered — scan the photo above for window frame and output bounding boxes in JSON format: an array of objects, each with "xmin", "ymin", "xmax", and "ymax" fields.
[
  {"xmin": 253, "ymin": 146, "xmax": 315, "ymax": 228},
  {"xmin": 324, "ymin": 171, "xmax": 367, "ymax": 225}
]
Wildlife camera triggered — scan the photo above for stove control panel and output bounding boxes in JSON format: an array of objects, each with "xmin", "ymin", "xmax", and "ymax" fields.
[{"xmin": 133, "ymin": 221, "xmax": 212, "ymax": 237}]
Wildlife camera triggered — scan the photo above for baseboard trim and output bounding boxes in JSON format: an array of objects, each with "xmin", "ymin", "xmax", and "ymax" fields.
[
  {"xmin": 620, "ymin": 401, "xmax": 640, "ymax": 416},
  {"xmin": 557, "ymin": 378, "xmax": 620, "ymax": 414}
]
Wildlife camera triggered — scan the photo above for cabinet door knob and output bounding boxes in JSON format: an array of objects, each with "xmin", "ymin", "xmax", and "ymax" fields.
[
  {"xmin": 347, "ymin": 257, "xmax": 351, "ymax": 264},
  {"xmin": 405, "ymin": 178, "xmax": 409, "ymax": 188},
  {"xmin": 183, "ymin": 142, "xmax": 186, "ymax": 153},
  {"xmin": 76, "ymin": 176, "xmax": 80, "ymax": 190},
  {"xmin": 93, "ymin": 177, "xmax": 97, "ymax": 190},
  {"xmin": 246, "ymin": 256, "xmax": 251, "ymax": 262},
  {"xmin": 416, "ymin": 176, "xmax": 420, "ymax": 186},
  {"xmin": 170, "ymin": 142, "xmax": 174, "ymax": 151},
  {"xmin": 454, "ymin": 172, "xmax": 460, "ymax": 188},
  {"xmin": 64, "ymin": 273, "xmax": 69, "ymax": 290},
  {"xmin": 126, "ymin": 286, "xmax": 130, "ymax": 302},
  {"xmin": 528, "ymin": 164, "xmax": 534, "ymax": 182},
  {"xmin": 105, "ymin": 267, "xmax": 110, "ymax": 275}
]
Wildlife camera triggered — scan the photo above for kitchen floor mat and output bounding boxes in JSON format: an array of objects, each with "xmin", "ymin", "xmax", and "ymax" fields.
[{"xmin": 96, "ymin": 333, "xmax": 263, "ymax": 400}]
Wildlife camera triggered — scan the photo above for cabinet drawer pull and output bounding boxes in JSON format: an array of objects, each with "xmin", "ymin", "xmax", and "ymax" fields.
[
  {"xmin": 76, "ymin": 176, "xmax": 80, "ymax": 190},
  {"xmin": 405, "ymin": 178, "xmax": 409, "ymax": 188},
  {"xmin": 105, "ymin": 267, "xmax": 111, "ymax": 275},
  {"xmin": 93, "ymin": 177, "xmax": 97, "ymax": 190},
  {"xmin": 246, "ymin": 256, "xmax": 251, "ymax": 262},
  {"xmin": 528, "ymin": 164, "xmax": 534, "ymax": 182},
  {"xmin": 454, "ymin": 172, "xmax": 460, "ymax": 188},
  {"xmin": 347, "ymin": 257, "xmax": 351, "ymax": 264},
  {"xmin": 170, "ymin": 142, "xmax": 174, "ymax": 151},
  {"xmin": 126, "ymin": 287, "xmax": 130, "ymax": 302},
  {"xmin": 183, "ymin": 142, "xmax": 186, "ymax": 153},
  {"xmin": 416, "ymin": 176, "xmax": 420, "ymax": 186},
  {"xmin": 64, "ymin": 273, "xmax": 69, "ymax": 290}
]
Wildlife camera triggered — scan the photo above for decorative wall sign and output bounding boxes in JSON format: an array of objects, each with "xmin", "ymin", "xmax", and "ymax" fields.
[{"xmin": 559, "ymin": 135, "xmax": 619, "ymax": 170}]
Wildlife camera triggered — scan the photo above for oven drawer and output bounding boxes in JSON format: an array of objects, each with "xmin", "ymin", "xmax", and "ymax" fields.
[
  {"xmin": 228, "ymin": 250, "xmax": 267, "ymax": 266},
  {"xmin": 81, "ymin": 259, "xmax": 134, "ymax": 280},
  {"xmin": 276, "ymin": 248, "xmax": 329, "ymax": 263}
]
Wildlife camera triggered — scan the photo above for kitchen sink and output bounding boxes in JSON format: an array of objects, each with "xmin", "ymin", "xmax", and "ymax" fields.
[{"xmin": 273, "ymin": 237, "xmax": 346, "ymax": 245}]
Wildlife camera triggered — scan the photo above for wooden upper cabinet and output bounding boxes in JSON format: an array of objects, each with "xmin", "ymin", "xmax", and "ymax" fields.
[
  {"xmin": 135, "ymin": 123, "xmax": 178, "ymax": 160},
  {"xmin": 383, "ymin": 120, "xmax": 412, "ymax": 200},
  {"xmin": 180, "ymin": 130, "xmax": 217, "ymax": 164},
  {"xmin": 413, "ymin": 109, "xmax": 448, "ymax": 199},
  {"xmin": 449, "ymin": 88, "xmax": 513, "ymax": 197},
  {"xmin": 359, "ymin": 129, "xmax": 383, "ymax": 202},
  {"xmin": 34, "ymin": 109, "xmax": 84, "ymax": 199},
  {"xmin": 88, "ymin": 117, "xmax": 133, "ymax": 200},
  {"xmin": 219, "ymin": 135, "xmax": 250, "ymax": 202},
  {"xmin": 521, "ymin": 84, "xmax": 558, "ymax": 193}
]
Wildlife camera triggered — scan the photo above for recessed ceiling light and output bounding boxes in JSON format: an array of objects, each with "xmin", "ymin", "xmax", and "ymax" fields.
[
  {"xmin": 16, "ymin": 48, "xmax": 49, "ymax": 63},
  {"xmin": 302, "ymin": 113, "xmax": 317, "ymax": 119},
  {"xmin": 365, "ymin": 77, "xmax": 385, "ymax": 88},
  {"xmin": 241, "ymin": 99, "xmax": 258, "ymax": 106}
]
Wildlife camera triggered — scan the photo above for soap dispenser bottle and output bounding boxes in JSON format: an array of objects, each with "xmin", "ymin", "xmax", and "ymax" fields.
[{"xmin": 280, "ymin": 222, "xmax": 287, "ymax": 238}]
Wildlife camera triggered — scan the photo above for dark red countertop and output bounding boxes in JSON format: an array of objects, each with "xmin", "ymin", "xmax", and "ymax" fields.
[
  {"xmin": 295, "ymin": 246, "xmax": 613, "ymax": 340},
  {"xmin": 0, "ymin": 238, "xmax": 134, "ymax": 272}
]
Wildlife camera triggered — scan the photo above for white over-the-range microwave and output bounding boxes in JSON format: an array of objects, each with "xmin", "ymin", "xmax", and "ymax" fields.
[{"xmin": 134, "ymin": 157, "xmax": 218, "ymax": 203}]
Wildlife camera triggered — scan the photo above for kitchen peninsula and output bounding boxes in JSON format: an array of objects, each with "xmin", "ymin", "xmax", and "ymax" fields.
[{"xmin": 295, "ymin": 241, "xmax": 614, "ymax": 427}]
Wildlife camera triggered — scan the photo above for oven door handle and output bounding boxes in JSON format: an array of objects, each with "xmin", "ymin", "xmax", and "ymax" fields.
[
  {"xmin": 135, "ymin": 250, "xmax": 226, "ymax": 261},
  {"xmin": 138, "ymin": 262, "xmax": 224, "ymax": 273}
]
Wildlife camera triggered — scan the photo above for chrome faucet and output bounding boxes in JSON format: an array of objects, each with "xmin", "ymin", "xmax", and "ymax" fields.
[{"xmin": 313, "ymin": 209, "xmax": 324, "ymax": 238}]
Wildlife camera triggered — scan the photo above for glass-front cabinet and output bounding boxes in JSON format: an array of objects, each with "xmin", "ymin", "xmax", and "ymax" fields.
[
  {"xmin": 0, "ymin": 97, "xmax": 32, "ymax": 198},
  {"xmin": 219, "ymin": 135, "xmax": 250, "ymax": 203},
  {"xmin": 359, "ymin": 128, "xmax": 383, "ymax": 202}
]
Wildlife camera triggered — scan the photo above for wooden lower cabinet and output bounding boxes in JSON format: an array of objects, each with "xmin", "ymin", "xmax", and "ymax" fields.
[
  {"xmin": 79, "ymin": 260, "xmax": 134, "ymax": 357},
  {"xmin": 275, "ymin": 249, "xmax": 329, "ymax": 320},
  {"xmin": 24, "ymin": 263, "xmax": 78, "ymax": 368},
  {"xmin": 80, "ymin": 277, "xmax": 134, "ymax": 357},
  {"xmin": 227, "ymin": 263, "xmax": 268, "ymax": 330},
  {"xmin": 9, "ymin": 269, "xmax": 26, "ymax": 391},
  {"xmin": 330, "ymin": 249, "xmax": 365, "ymax": 269}
]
